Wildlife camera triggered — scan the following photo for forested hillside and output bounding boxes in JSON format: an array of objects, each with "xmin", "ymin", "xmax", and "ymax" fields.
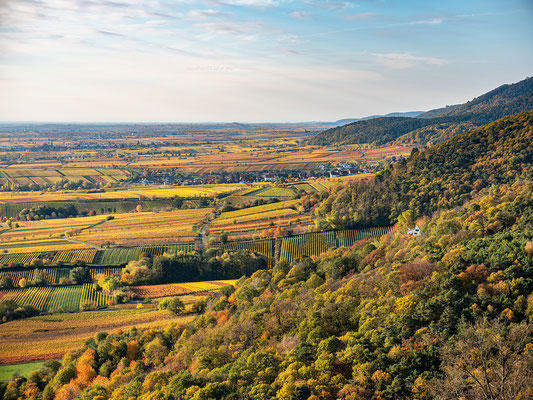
[
  {"xmin": 313, "ymin": 110, "xmax": 532, "ymax": 228},
  {"xmin": 310, "ymin": 76, "xmax": 533, "ymax": 146},
  {"xmin": 418, "ymin": 76, "xmax": 533, "ymax": 119}
]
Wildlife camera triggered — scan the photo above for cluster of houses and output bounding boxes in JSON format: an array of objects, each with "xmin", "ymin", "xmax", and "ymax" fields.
[{"xmin": 318, "ymin": 162, "xmax": 368, "ymax": 178}]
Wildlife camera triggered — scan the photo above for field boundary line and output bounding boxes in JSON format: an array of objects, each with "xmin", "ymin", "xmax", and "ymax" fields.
[{"xmin": 61, "ymin": 236, "xmax": 102, "ymax": 250}]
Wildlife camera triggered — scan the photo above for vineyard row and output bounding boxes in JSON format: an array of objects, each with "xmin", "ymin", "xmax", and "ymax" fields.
[{"xmin": 0, "ymin": 284, "xmax": 112, "ymax": 312}]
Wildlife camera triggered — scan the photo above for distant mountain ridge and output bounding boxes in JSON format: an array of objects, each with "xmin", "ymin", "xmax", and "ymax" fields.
[
  {"xmin": 310, "ymin": 76, "xmax": 533, "ymax": 146},
  {"xmin": 334, "ymin": 111, "xmax": 424, "ymax": 125}
]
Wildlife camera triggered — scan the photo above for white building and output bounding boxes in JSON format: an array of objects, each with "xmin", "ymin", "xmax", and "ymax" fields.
[{"xmin": 407, "ymin": 225, "xmax": 421, "ymax": 236}]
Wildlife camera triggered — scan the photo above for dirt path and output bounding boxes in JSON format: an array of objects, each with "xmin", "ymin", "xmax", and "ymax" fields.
[
  {"xmin": 198, "ymin": 213, "xmax": 219, "ymax": 251},
  {"xmin": 60, "ymin": 218, "xmax": 108, "ymax": 249},
  {"xmin": 61, "ymin": 236, "xmax": 102, "ymax": 250}
]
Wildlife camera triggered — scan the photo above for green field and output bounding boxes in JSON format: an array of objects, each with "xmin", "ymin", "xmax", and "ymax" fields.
[{"xmin": 0, "ymin": 361, "xmax": 46, "ymax": 381}]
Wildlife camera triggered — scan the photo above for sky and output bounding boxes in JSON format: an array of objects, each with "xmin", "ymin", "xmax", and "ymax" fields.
[{"xmin": 0, "ymin": 0, "xmax": 532, "ymax": 123}]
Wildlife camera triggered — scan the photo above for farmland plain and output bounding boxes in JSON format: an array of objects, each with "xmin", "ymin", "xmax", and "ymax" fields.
[{"xmin": 0, "ymin": 123, "xmax": 401, "ymax": 372}]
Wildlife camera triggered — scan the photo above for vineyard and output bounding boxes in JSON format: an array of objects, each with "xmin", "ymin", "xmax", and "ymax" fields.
[
  {"xmin": 0, "ymin": 183, "xmax": 247, "ymax": 204},
  {"xmin": 0, "ymin": 214, "xmax": 105, "ymax": 254},
  {"xmin": 278, "ymin": 227, "xmax": 393, "ymax": 262},
  {"xmin": 216, "ymin": 200, "xmax": 300, "ymax": 221},
  {"xmin": 0, "ymin": 243, "xmax": 195, "ymax": 267},
  {"xmin": 0, "ymin": 252, "xmax": 42, "ymax": 266},
  {"xmin": 217, "ymin": 239, "xmax": 275, "ymax": 266},
  {"xmin": 337, "ymin": 227, "xmax": 392, "ymax": 246},
  {"xmin": 0, "ymin": 308, "xmax": 196, "ymax": 364},
  {"xmin": 280, "ymin": 230, "xmax": 337, "ymax": 262},
  {"xmin": 0, "ymin": 208, "xmax": 205, "ymax": 250},
  {"xmin": 89, "ymin": 268, "xmax": 122, "ymax": 280},
  {"xmin": 0, "ymin": 228, "xmax": 391, "ymax": 269},
  {"xmin": 0, "ymin": 278, "xmax": 235, "ymax": 316},
  {"xmin": 52, "ymin": 249, "xmax": 98, "ymax": 264},
  {"xmin": 0, "ymin": 167, "xmax": 131, "ymax": 190},
  {"xmin": 0, "ymin": 284, "xmax": 112, "ymax": 313},
  {"xmin": 212, "ymin": 227, "xmax": 392, "ymax": 264},
  {"xmin": 0, "ymin": 267, "xmax": 121, "ymax": 286},
  {"xmin": 243, "ymin": 187, "xmax": 296, "ymax": 198},
  {"xmin": 93, "ymin": 243, "xmax": 195, "ymax": 265}
]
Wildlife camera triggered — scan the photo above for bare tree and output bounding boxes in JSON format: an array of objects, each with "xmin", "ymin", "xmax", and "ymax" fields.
[{"xmin": 435, "ymin": 318, "xmax": 532, "ymax": 400}]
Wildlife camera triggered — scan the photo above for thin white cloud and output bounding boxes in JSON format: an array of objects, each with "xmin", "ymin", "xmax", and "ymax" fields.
[
  {"xmin": 290, "ymin": 11, "xmax": 313, "ymax": 19},
  {"xmin": 195, "ymin": 21, "xmax": 265, "ymax": 41},
  {"xmin": 188, "ymin": 9, "xmax": 228, "ymax": 20},
  {"xmin": 408, "ymin": 17, "xmax": 444, "ymax": 25},
  {"xmin": 344, "ymin": 13, "xmax": 376, "ymax": 21},
  {"xmin": 215, "ymin": 0, "xmax": 279, "ymax": 7},
  {"xmin": 373, "ymin": 52, "xmax": 448, "ymax": 69},
  {"xmin": 303, "ymin": 0, "xmax": 358, "ymax": 10}
]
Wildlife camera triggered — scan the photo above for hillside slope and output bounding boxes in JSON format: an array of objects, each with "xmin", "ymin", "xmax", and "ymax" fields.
[
  {"xmin": 313, "ymin": 110, "xmax": 533, "ymax": 228},
  {"xmin": 310, "ymin": 76, "xmax": 533, "ymax": 146}
]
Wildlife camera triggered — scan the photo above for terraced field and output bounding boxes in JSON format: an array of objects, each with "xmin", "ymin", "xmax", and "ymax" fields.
[
  {"xmin": 76, "ymin": 208, "xmax": 210, "ymax": 245},
  {"xmin": 130, "ymin": 280, "xmax": 237, "ymax": 298},
  {"xmin": 209, "ymin": 200, "xmax": 311, "ymax": 239}
]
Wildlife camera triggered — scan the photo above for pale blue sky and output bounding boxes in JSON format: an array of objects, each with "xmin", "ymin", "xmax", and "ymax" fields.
[{"xmin": 0, "ymin": 0, "xmax": 532, "ymax": 122}]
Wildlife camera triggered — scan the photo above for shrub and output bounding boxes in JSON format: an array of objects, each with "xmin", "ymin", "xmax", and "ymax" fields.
[
  {"xmin": 158, "ymin": 297, "xmax": 185, "ymax": 315},
  {"xmin": 0, "ymin": 299, "xmax": 39, "ymax": 322},
  {"xmin": 80, "ymin": 301, "xmax": 98, "ymax": 311},
  {"xmin": 0, "ymin": 276, "xmax": 13, "ymax": 289},
  {"xmin": 70, "ymin": 267, "xmax": 92, "ymax": 285}
]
